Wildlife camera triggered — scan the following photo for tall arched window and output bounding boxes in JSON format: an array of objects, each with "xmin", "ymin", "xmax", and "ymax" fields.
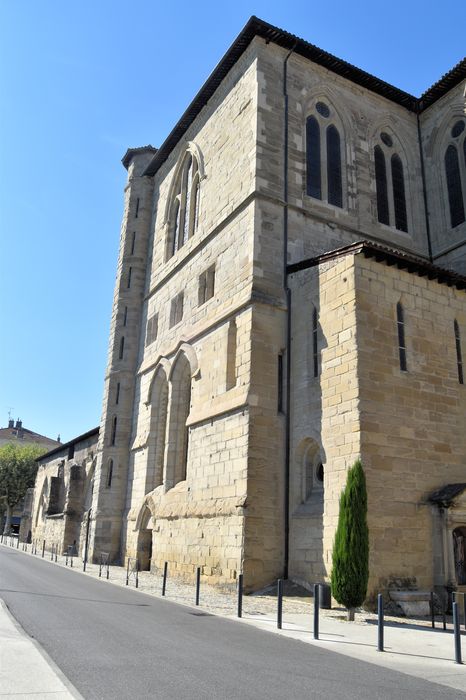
[
  {"xmin": 374, "ymin": 132, "xmax": 408, "ymax": 232},
  {"xmin": 326, "ymin": 125, "xmax": 342, "ymax": 207},
  {"xmin": 106, "ymin": 459, "xmax": 113, "ymax": 488},
  {"xmin": 146, "ymin": 367, "xmax": 169, "ymax": 494},
  {"xmin": 396, "ymin": 302, "xmax": 407, "ymax": 371},
  {"xmin": 374, "ymin": 146, "xmax": 389, "ymax": 225},
  {"xmin": 391, "ymin": 154, "xmax": 408, "ymax": 232},
  {"xmin": 306, "ymin": 116, "xmax": 321, "ymax": 199},
  {"xmin": 164, "ymin": 352, "xmax": 192, "ymax": 490},
  {"xmin": 306, "ymin": 101, "xmax": 343, "ymax": 208},
  {"xmin": 168, "ymin": 150, "xmax": 201, "ymax": 258},
  {"xmin": 110, "ymin": 416, "xmax": 117, "ymax": 446},
  {"xmin": 444, "ymin": 118, "xmax": 466, "ymax": 229},
  {"xmin": 312, "ymin": 306, "xmax": 319, "ymax": 378},
  {"xmin": 454, "ymin": 320, "xmax": 464, "ymax": 385}
]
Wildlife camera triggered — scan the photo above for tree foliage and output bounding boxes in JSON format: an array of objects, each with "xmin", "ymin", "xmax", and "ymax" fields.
[
  {"xmin": 331, "ymin": 459, "xmax": 369, "ymax": 612},
  {"xmin": 0, "ymin": 443, "xmax": 44, "ymax": 533}
]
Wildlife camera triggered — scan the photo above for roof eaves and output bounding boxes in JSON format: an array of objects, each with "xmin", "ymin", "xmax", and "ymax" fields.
[
  {"xmin": 287, "ymin": 240, "xmax": 466, "ymax": 292},
  {"xmin": 142, "ymin": 17, "xmax": 464, "ymax": 180},
  {"xmin": 143, "ymin": 17, "xmax": 420, "ymax": 178},
  {"xmin": 36, "ymin": 427, "xmax": 100, "ymax": 463},
  {"xmin": 419, "ymin": 57, "xmax": 466, "ymax": 111}
]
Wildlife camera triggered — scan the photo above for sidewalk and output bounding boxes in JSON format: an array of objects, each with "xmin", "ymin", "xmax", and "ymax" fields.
[
  {"xmin": 235, "ymin": 610, "xmax": 466, "ymax": 695},
  {"xmin": 1, "ymin": 541, "xmax": 466, "ymax": 696},
  {"xmin": 0, "ymin": 598, "xmax": 82, "ymax": 699}
]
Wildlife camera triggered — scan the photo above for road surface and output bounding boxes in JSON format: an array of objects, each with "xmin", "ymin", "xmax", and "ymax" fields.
[{"xmin": 0, "ymin": 546, "xmax": 463, "ymax": 699}]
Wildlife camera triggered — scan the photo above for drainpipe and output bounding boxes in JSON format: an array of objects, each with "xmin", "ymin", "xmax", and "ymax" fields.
[
  {"xmin": 283, "ymin": 42, "xmax": 296, "ymax": 580},
  {"xmin": 416, "ymin": 113, "xmax": 433, "ymax": 262}
]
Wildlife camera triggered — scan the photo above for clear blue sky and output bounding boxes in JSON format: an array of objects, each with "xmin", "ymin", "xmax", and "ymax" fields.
[{"xmin": 0, "ymin": 1, "xmax": 464, "ymax": 442}]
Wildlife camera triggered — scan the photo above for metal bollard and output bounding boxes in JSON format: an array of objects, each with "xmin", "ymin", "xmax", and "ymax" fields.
[
  {"xmin": 430, "ymin": 591, "xmax": 435, "ymax": 629},
  {"xmin": 237, "ymin": 573, "xmax": 243, "ymax": 618},
  {"xmin": 126, "ymin": 559, "xmax": 130, "ymax": 586},
  {"xmin": 162, "ymin": 561, "xmax": 168, "ymax": 596},
  {"xmin": 16, "ymin": 537, "xmax": 19, "ymax": 549},
  {"xmin": 453, "ymin": 602, "xmax": 462, "ymax": 664},
  {"xmin": 277, "ymin": 579, "xmax": 283, "ymax": 630},
  {"xmin": 195, "ymin": 567, "xmax": 201, "ymax": 606},
  {"xmin": 313, "ymin": 583, "xmax": 320, "ymax": 640},
  {"xmin": 135, "ymin": 560, "xmax": 139, "ymax": 589},
  {"xmin": 42, "ymin": 540, "xmax": 45, "ymax": 558},
  {"xmin": 377, "ymin": 594, "xmax": 384, "ymax": 652}
]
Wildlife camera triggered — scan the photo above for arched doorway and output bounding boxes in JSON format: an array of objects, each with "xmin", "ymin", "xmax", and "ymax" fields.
[
  {"xmin": 136, "ymin": 505, "xmax": 153, "ymax": 571},
  {"xmin": 453, "ymin": 527, "xmax": 466, "ymax": 585}
]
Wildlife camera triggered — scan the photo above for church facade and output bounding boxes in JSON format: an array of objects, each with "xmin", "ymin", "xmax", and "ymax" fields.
[{"xmin": 30, "ymin": 18, "xmax": 466, "ymax": 602}]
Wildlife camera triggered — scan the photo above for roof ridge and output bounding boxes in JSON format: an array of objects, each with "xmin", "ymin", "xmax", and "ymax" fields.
[{"xmin": 143, "ymin": 17, "xmax": 465, "ymax": 178}]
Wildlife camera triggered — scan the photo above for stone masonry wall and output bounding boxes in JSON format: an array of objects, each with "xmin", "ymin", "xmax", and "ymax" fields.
[
  {"xmin": 419, "ymin": 80, "xmax": 466, "ymax": 274},
  {"xmin": 31, "ymin": 432, "xmax": 98, "ymax": 556},
  {"xmin": 117, "ymin": 43, "xmax": 260, "ymax": 587},
  {"xmin": 288, "ymin": 256, "xmax": 361, "ymax": 587},
  {"xmin": 255, "ymin": 39, "xmax": 431, "ymax": 269},
  {"xmin": 355, "ymin": 253, "xmax": 466, "ymax": 600}
]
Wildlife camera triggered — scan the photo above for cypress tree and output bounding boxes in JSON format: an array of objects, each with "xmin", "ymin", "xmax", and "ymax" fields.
[{"xmin": 330, "ymin": 459, "xmax": 369, "ymax": 620}]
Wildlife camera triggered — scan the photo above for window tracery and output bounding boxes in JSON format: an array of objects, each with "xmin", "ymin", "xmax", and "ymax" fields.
[
  {"xmin": 444, "ymin": 119, "xmax": 466, "ymax": 228},
  {"xmin": 374, "ymin": 133, "xmax": 408, "ymax": 232},
  {"xmin": 167, "ymin": 149, "xmax": 201, "ymax": 258},
  {"xmin": 306, "ymin": 101, "xmax": 343, "ymax": 208}
]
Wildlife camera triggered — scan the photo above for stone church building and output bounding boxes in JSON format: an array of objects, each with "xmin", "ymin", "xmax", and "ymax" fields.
[{"xmin": 30, "ymin": 17, "xmax": 466, "ymax": 602}]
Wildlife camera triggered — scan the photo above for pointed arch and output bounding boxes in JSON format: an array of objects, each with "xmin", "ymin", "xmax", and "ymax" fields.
[
  {"xmin": 164, "ymin": 142, "xmax": 205, "ymax": 260},
  {"xmin": 145, "ymin": 364, "xmax": 169, "ymax": 495},
  {"xmin": 371, "ymin": 124, "xmax": 411, "ymax": 233},
  {"xmin": 306, "ymin": 116, "xmax": 321, "ymax": 199},
  {"xmin": 445, "ymin": 144, "xmax": 465, "ymax": 228},
  {"xmin": 146, "ymin": 358, "xmax": 172, "ymax": 405},
  {"xmin": 168, "ymin": 342, "xmax": 199, "ymax": 381},
  {"xmin": 293, "ymin": 437, "xmax": 325, "ymax": 511},
  {"xmin": 374, "ymin": 145, "xmax": 389, "ymax": 225},
  {"xmin": 303, "ymin": 92, "xmax": 347, "ymax": 208},
  {"xmin": 391, "ymin": 153, "xmax": 408, "ymax": 232},
  {"xmin": 327, "ymin": 124, "xmax": 342, "ymax": 207},
  {"xmin": 425, "ymin": 111, "xmax": 466, "ymax": 233},
  {"xmin": 164, "ymin": 350, "xmax": 192, "ymax": 490}
]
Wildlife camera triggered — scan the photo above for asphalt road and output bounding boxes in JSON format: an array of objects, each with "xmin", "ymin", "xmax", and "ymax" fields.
[{"xmin": 0, "ymin": 546, "xmax": 463, "ymax": 700}]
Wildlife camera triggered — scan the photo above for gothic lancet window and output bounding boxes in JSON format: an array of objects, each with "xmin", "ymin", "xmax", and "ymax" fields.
[
  {"xmin": 444, "ymin": 119, "xmax": 466, "ymax": 228},
  {"xmin": 374, "ymin": 146, "xmax": 389, "ymax": 225},
  {"xmin": 168, "ymin": 149, "xmax": 201, "ymax": 258},
  {"xmin": 312, "ymin": 306, "xmax": 319, "ymax": 378},
  {"xmin": 454, "ymin": 320, "xmax": 464, "ymax": 385},
  {"xmin": 165, "ymin": 351, "xmax": 192, "ymax": 490},
  {"xmin": 374, "ymin": 133, "xmax": 408, "ymax": 232},
  {"xmin": 327, "ymin": 125, "xmax": 343, "ymax": 207},
  {"xmin": 391, "ymin": 154, "xmax": 408, "ymax": 232},
  {"xmin": 146, "ymin": 367, "xmax": 169, "ymax": 495},
  {"xmin": 306, "ymin": 102, "xmax": 343, "ymax": 207},
  {"xmin": 396, "ymin": 302, "xmax": 407, "ymax": 371}
]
